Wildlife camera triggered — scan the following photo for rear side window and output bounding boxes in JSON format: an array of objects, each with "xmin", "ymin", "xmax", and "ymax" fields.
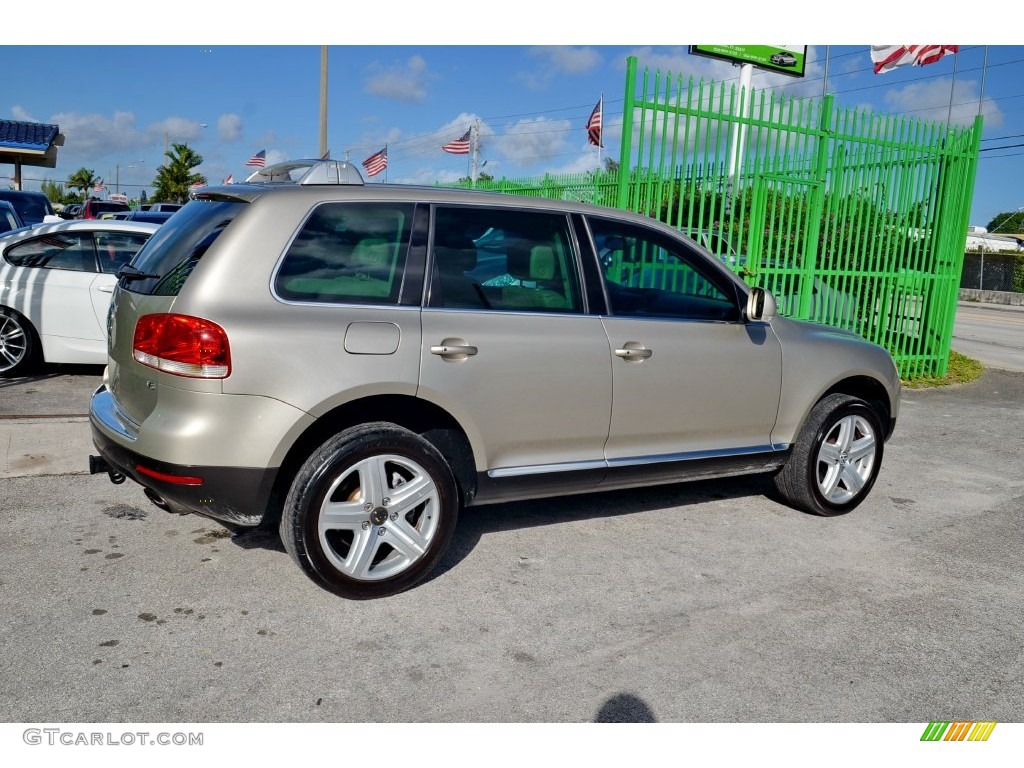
[
  {"xmin": 275, "ymin": 202, "xmax": 413, "ymax": 305},
  {"xmin": 125, "ymin": 199, "xmax": 245, "ymax": 295},
  {"xmin": 4, "ymin": 232, "xmax": 96, "ymax": 271}
]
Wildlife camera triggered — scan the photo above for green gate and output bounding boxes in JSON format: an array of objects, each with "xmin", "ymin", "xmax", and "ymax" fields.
[{"xmin": 617, "ymin": 56, "xmax": 983, "ymax": 378}]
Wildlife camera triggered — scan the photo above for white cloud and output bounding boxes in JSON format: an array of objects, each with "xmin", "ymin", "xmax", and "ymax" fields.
[
  {"xmin": 516, "ymin": 46, "xmax": 602, "ymax": 89},
  {"xmin": 10, "ymin": 105, "xmax": 37, "ymax": 122},
  {"xmin": 364, "ymin": 55, "xmax": 432, "ymax": 103},
  {"xmin": 217, "ymin": 113, "xmax": 243, "ymax": 142},
  {"xmin": 495, "ymin": 117, "xmax": 571, "ymax": 163},
  {"xmin": 883, "ymin": 78, "xmax": 1003, "ymax": 128}
]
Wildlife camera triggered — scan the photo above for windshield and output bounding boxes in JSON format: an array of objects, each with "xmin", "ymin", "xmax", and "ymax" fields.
[
  {"xmin": 0, "ymin": 192, "xmax": 54, "ymax": 224},
  {"xmin": 123, "ymin": 199, "xmax": 246, "ymax": 296}
]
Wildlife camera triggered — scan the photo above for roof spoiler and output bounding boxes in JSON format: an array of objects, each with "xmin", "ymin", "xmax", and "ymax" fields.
[{"xmin": 244, "ymin": 159, "xmax": 365, "ymax": 185}]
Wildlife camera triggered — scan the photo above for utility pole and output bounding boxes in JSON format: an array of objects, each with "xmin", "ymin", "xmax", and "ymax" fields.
[
  {"xmin": 471, "ymin": 119, "xmax": 481, "ymax": 188},
  {"xmin": 319, "ymin": 46, "xmax": 329, "ymax": 159}
]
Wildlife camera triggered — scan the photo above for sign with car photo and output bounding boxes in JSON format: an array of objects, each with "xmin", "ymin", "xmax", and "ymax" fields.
[{"xmin": 690, "ymin": 45, "xmax": 807, "ymax": 78}]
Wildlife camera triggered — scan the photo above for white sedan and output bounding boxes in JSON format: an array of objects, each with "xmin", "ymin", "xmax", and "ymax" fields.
[{"xmin": 0, "ymin": 219, "xmax": 160, "ymax": 375}]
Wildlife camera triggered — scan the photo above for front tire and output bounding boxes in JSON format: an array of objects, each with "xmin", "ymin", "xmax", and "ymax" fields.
[
  {"xmin": 773, "ymin": 394, "xmax": 884, "ymax": 517},
  {"xmin": 0, "ymin": 307, "xmax": 39, "ymax": 377},
  {"xmin": 280, "ymin": 423, "xmax": 459, "ymax": 599}
]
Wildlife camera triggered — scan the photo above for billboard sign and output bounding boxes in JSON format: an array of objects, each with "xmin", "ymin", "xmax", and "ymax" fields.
[{"xmin": 690, "ymin": 45, "xmax": 808, "ymax": 78}]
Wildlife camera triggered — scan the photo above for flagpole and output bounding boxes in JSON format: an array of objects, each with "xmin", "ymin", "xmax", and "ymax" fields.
[
  {"xmin": 385, "ymin": 143, "xmax": 389, "ymax": 185},
  {"xmin": 946, "ymin": 48, "xmax": 959, "ymax": 127},
  {"xmin": 471, "ymin": 119, "xmax": 481, "ymax": 188},
  {"xmin": 822, "ymin": 46, "xmax": 830, "ymax": 97},
  {"xmin": 598, "ymin": 93, "xmax": 603, "ymax": 168},
  {"xmin": 978, "ymin": 46, "xmax": 989, "ymax": 116}
]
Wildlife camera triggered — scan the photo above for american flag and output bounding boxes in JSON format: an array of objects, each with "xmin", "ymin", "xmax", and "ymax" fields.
[
  {"xmin": 441, "ymin": 129, "xmax": 472, "ymax": 155},
  {"xmin": 191, "ymin": 180, "xmax": 205, "ymax": 189},
  {"xmin": 361, "ymin": 147, "xmax": 388, "ymax": 177},
  {"xmin": 93, "ymin": 179, "xmax": 105, "ymax": 192},
  {"xmin": 587, "ymin": 97, "xmax": 603, "ymax": 148},
  {"xmin": 245, "ymin": 149, "xmax": 266, "ymax": 167},
  {"xmin": 871, "ymin": 45, "xmax": 959, "ymax": 74},
  {"xmin": 223, "ymin": 174, "xmax": 233, "ymax": 184}
]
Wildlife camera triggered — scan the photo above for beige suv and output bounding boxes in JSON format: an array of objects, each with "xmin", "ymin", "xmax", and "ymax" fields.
[{"xmin": 89, "ymin": 160, "xmax": 901, "ymax": 599}]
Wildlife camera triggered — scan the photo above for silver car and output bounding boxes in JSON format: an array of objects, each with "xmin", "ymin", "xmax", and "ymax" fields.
[{"xmin": 89, "ymin": 160, "xmax": 901, "ymax": 599}]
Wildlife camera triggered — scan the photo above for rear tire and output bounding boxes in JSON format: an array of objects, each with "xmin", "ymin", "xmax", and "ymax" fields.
[
  {"xmin": 773, "ymin": 394, "xmax": 884, "ymax": 517},
  {"xmin": 280, "ymin": 422, "xmax": 459, "ymax": 599},
  {"xmin": 0, "ymin": 307, "xmax": 39, "ymax": 377}
]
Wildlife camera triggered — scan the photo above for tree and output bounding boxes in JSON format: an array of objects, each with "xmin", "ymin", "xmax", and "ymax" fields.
[
  {"xmin": 67, "ymin": 167, "xmax": 99, "ymax": 200},
  {"xmin": 986, "ymin": 210, "xmax": 1024, "ymax": 234},
  {"xmin": 152, "ymin": 143, "xmax": 205, "ymax": 203},
  {"xmin": 603, "ymin": 157, "xmax": 620, "ymax": 175},
  {"xmin": 41, "ymin": 179, "xmax": 68, "ymax": 204}
]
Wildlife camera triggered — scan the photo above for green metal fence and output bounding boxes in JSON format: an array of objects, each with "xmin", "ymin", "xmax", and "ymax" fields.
[{"xmin": 445, "ymin": 56, "xmax": 983, "ymax": 378}]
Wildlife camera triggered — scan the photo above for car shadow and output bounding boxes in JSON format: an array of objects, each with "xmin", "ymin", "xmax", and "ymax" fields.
[
  {"xmin": 0, "ymin": 363, "xmax": 104, "ymax": 388},
  {"xmin": 427, "ymin": 474, "xmax": 776, "ymax": 585},
  {"xmin": 227, "ymin": 474, "xmax": 778, "ymax": 582}
]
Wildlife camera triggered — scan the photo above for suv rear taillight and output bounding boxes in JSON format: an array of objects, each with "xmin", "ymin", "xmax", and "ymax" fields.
[{"xmin": 133, "ymin": 314, "xmax": 231, "ymax": 378}]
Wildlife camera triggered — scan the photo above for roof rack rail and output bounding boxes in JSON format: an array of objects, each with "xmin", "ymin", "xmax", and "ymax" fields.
[{"xmin": 244, "ymin": 159, "xmax": 365, "ymax": 185}]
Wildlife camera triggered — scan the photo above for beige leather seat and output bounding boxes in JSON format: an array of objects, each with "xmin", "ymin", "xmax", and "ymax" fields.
[{"xmin": 502, "ymin": 245, "xmax": 568, "ymax": 310}]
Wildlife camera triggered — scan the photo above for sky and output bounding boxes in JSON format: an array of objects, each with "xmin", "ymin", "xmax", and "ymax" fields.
[{"xmin": 3, "ymin": 5, "xmax": 1021, "ymax": 229}]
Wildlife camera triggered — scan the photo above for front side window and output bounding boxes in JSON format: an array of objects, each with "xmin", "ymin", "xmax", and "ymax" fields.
[
  {"xmin": 429, "ymin": 206, "xmax": 582, "ymax": 313},
  {"xmin": 3, "ymin": 232, "xmax": 96, "ymax": 272},
  {"xmin": 589, "ymin": 217, "xmax": 740, "ymax": 322},
  {"xmin": 275, "ymin": 202, "xmax": 414, "ymax": 305}
]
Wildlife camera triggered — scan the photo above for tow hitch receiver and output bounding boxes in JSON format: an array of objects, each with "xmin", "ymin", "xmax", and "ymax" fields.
[{"xmin": 89, "ymin": 454, "xmax": 126, "ymax": 485}]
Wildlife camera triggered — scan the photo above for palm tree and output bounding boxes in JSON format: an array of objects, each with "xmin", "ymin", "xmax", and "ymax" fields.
[
  {"xmin": 67, "ymin": 167, "xmax": 99, "ymax": 201},
  {"xmin": 152, "ymin": 143, "xmax": 205, "ymax": 204}
]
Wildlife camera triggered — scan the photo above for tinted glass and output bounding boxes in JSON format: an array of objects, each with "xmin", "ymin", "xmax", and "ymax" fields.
[
  {"xmin": 125, "ymin": 199, "xmax": 245, "ymax": 296},
  {"xmin": 275, "ymin": 202, "xmax": 414, "ymax": 305},
  {"xmin": 94, "ymin": 231, "xmax": 151, "ymax": 274},
  {"xmin": 429, "ymin": 206, "xmax": 581, "ymax": 313},
  {"xmin": 0, "ymin": 192, "xmax": 53, "ymax": 224},
  {"xmin": 589, "ymin": 216, "xmax": 739, "ymax": 321},
  {"xmin": 4, "ymin": 232, "xmax": 95, "ymax": 271}
]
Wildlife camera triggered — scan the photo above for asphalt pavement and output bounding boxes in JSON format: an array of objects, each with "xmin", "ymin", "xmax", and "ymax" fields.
[{"xmin": 1, "ymin": 340, "xmax": 1023, "ymax": 724}]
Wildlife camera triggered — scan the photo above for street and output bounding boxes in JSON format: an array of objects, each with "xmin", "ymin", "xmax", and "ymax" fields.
[{"xmin": 953, "ymin": 301, "xmax": 1024, "ymax": 372}]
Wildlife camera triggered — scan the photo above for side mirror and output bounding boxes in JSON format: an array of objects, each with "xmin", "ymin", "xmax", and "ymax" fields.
[
  {"xmin": 42, "ymin": 214, "xmax": 63, "ymax": 224},
  {"xmin": 746, "ymin": 287, "xmax": 777, "ymax": 322}
]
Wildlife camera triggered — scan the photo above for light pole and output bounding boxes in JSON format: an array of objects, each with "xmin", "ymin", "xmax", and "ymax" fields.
[
  {"xmin": 164, "ymin": 123, "xmax": 208, "ymax": 166},
  {"xmin": 115, "ymin": 160, "xmax": 145, "ymax": 195}
]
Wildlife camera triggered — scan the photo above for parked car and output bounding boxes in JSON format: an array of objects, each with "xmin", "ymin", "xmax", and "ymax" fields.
[
  {"xmin": 88, "ymin": 159, "xmax": 901, "ymax": 599},
  {"xmin": 79, "ymin": 199, "xmax": 130, "ymax": 219},
  {"xmin": 0, "ymin": 220, "xmax": 159, "ymax": 375},
  {"xmin": 0, "ymin": 200, "xmax": 25, "ymax": 234},
  {"xmin": 0, "ymin": 189, "xmax": 58, "ymax": 225},
  {"xmin": 107, "ymin": 210, "xmax": 176, "ymax": 225},
  {"xmin": 59, "ymin": 203, "xmax": 82, "ymax": 220}
]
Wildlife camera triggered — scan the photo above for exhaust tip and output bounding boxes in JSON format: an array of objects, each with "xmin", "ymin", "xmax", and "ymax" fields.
[{"xmin": 144, "ymin": 488, "xmax": 172, "ymax": 512}]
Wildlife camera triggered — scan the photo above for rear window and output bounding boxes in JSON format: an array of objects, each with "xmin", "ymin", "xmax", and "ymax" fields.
[
  {"xmin": 123, "ymin": 199, "xmax": 245, "ymax": 295},
  {"xmin": 94, "ymin": 202, "xmax": 129, "ymax": 213}
]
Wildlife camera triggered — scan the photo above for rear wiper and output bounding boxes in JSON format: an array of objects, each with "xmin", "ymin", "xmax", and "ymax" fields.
[{"xmin": 117, "ymin": 264, "xmax": 160, "ymax": 281}]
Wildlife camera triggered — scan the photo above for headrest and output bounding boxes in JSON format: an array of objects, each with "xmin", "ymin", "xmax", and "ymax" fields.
[
  {"xmin": 508, "ymin": 245, "xmax": 557, "ymax": 281},
  {"xmin": 433, "ymin": 235, "xmax": 477, "ymax": 273}
]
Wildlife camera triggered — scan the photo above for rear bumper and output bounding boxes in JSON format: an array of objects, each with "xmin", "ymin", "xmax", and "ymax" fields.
[{"xmin": 89, "ymin": 384, "xmax": 282, "ymax": 526}]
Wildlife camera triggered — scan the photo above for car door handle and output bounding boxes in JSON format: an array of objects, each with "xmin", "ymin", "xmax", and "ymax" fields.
[
  {"xmin": 614, "ymin": 345, "xmax": 653, "ymax": 361},
  {"xmin": 97, "ymin": 285, "xmax": 115, "ymax": 293},
  {"xmin": 430, "ymin": 343, "xmax": 478, "ymax": 358}
]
